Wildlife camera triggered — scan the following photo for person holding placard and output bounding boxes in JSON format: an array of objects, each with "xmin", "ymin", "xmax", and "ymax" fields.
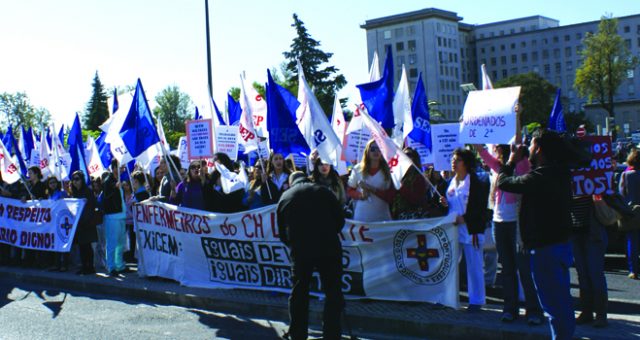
[
  {"xmin": 439, "ymin": 148, "xmax": 490, "ymax": 312},
  {"xmin": 497, "ymin": 129, "xmax": 575, "ymax": 340},
  {"xmin": 475, "ymin": 144, "xmax": 543, "ymax": 325},
  {"xmin": 347, "ymin": 140, "xmax": 395, "ymax": 222}
]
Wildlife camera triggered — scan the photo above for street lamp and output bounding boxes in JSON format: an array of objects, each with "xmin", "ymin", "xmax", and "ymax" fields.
[{"xmin": 205, "ymin": 0, "xmax": 213, "ymax": 99}]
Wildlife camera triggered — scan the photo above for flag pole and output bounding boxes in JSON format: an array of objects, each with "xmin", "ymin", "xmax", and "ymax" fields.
[
  {"xmin": 19, "ymin": 172, "xmax": 35, "ymax": 200},
  {"xmin": 411, "ymin": 163, "xmax": 442, "ymax": 199}
]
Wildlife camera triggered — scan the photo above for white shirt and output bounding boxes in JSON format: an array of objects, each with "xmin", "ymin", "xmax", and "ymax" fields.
[
  {"xmin": 348, "ymin": 164, "xmax": 392, "ymax": 222},
  {"xmin": 447, "ymin": 174, "xmax": 485, "ymax": 245}
]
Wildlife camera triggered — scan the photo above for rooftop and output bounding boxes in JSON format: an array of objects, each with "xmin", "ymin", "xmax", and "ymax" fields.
[{"xmin": 360, "ymin": 8, "xmax": 462, "ymax": 29}]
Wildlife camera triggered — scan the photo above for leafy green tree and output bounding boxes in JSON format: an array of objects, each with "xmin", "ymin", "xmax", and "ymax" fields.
[
  {"xmin": 0, "ymin": 92, "xmax": 52, "ymax": 131},
  {"xmin": 283, "ymin": 13, "xmax": 347, "ymax": 115},
  {"xmin": 84, "ymin": 71, "xmax": 110, "ymax": 130},
  {"xmin": 495, "ymin": 72, "xmax": 557, "ymax": 127},
  {"xmin": 575, "ymin": 16, "xmax": 639, "ymax": 119},
  {"xmin": 165, "ymin": 131, "xmax": 186, "ymax": 149},
  {"xmin": 154, "ymin": 85, "xmax": 192, "ymax": 133}
]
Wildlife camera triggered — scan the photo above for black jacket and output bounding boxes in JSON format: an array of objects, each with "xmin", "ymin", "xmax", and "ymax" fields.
[
  {"xmin": 498, "ymin": 163, "xmax": 572, "ymax": 249},
  {"xmin": 464, "ymin": 173, "xmax": 491, "ymax": 235},
  {"xmin": 277, "ymin": 177, "xmax": 344, "ymax": 259}
]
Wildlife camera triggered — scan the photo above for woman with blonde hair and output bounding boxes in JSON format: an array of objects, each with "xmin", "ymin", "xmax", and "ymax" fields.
[{"xmin": 346, "ymin": 140, "xmax": 395, "ymax": 221}]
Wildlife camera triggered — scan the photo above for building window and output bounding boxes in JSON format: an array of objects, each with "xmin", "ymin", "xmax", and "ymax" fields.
[
  {"xmin": 521, "ymin": 53, "xmax": 528, "ymax": 62},
  {"xmin": 502, "ymin": 69, "xmax": 508, "ymax": 78},
  {"xmin": 553, "ymin": 49, "xmax": 560, "ymax": 58},
  {"xmin": 406, "ymin": 26, "xmax": 415, "ymax": 35},
  {"xmin": 501, "ymin": 56, "xmax": 507, "ymax": 65},
  {"xmin": 624, "ymin": 26, "xmax": 630, "ymax": 33},
  {"xmin": 625, "ymin": 39, "xmax": 631, "ymax": 49},
  {"xmin": 511, "ymin": 43, "xmax": 516, "ymax": 49},
  {"xmin": 628, "ymin": 69, "xmax": 635, "ymax": 79},
  {"xmin": 398, "ymin": 56, "xmax": 406, "ymax": 65},
  {"xmin": 501, "ymin": 44, "xmax": 505, "ymax": 51},
  {"xmin": 544, "ymin": 64, "xmax": 550, "ymax": 74},
  {"xmin": 510, "ymin": 67, "xmax": 518, "ymax": 75},
  {"xmin": 492, "ymin": 70, "xmax": 498, "ymax": 79},
  {"xmin": 553, "ymin": 36, "xmax": 559, "ymax": 43},
  {"xmin": 576, "ymin": 32, "xmax": 582, "ymax": 40},
  {"xmin": 480, "ymin": 47, "xmax": 485, "ymax": 54},
  {"xmin": 437, "ymin": 37, "xmax": 442, "ymax": 46},
  {"xmin": 532, "ymin": 51, "xmax": 539, "ymax": 61},
  {"xmin": 409, "ymin": 68, "xmax": 418, "ymax": 78},
  {"xmin": 521, "ymin": 41, "xmax": 526, "ymax": 48},
  {"xmin": 532, "ymin": 40, "xmax": 537, "ymax": 47},
  {"xmin": 511, "ymin": 55, "xmax": 517, "ymax": 63},
  {"xmin": 444, "ymin": 66, "xmax": 449, "ymax": 76},
  {"xmin": 408, "ymin": 40, "xmax": 416, "ymax": 52},
  {"xmin": 443, "ymin": 38, "xmax": 447, "ymax": 47},
  {"xmin": 555, "ymin": 63, "xmax": 561, "ymax": 73},
  {"xmin": 440, "ymin": 80, "xmax": 445, "ymax": 89},
  {"xmin": 394, "ymin": 28, "xmax": 403, "ymax": 38},
  {"xmin": 448, "ymin": 38, "xmax": 452, "ymax": 47},
  {"xmin": 533, "ymin": 65, "xmax": 539, "ymax": 73},
  {"xmin": 438, "ymin": 51, "xmax": 443, "ymax": 63},
  {"xmin": 408, "ymin": 54, "xmax": 417, "ymax": 64},
  {"xmin": 565, "ymin": 47, "xmax": 572, "ymax": 58},
  {"xmin": 491, "ymin": 46, "xmax": 495, "ymax": 52},
  {"xmin": 543, "ymin": 38, "xmax": 548, "ymax": 45},
  {"xmin": 564, "ymin": 35, "xmax": 570, "ymax": 41},
  {"xmin": 480, "ymin": 33, "xmax": 485, "ymax": 39},
  {"xmin": 500, "ymin": 30, "xmax": 504, "ymax": 36},
  {"xmin": 383, "ymin": 30, "xmax": 391, "ymax": 40},
  {"xmin": 629, "ymin": 84, "xmax": 635, "ymax": 94},
  {"xmin": 455, "ymin": 68, "xmax": 459, "ymax": 77},
  {"xmin": 522, "ymin": 66, "xmax": 529, "ymax": 73},
  {"xmin": 637, "ymin": 37, "xmax": 640, "ymax": 47},
  {"xmin": 384, "ymin": 44, "xmax": 391, "ymax": 54},
  {"xmin": 542, "ymin": 50, "xmax": 549, "ymax": 59},
  {"xmin": 510, "ymin": 28, "xmax": 516, "ymax": 34},
  {"xmin": 566, "ymin": 61, "xmax": 573, "ymax": 71},
  {"xmin": 396, "ymin": 42, "xmax": 404, "ymax": 51}
]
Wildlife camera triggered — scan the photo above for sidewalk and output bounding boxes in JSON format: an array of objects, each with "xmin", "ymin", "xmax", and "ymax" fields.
[{"xmin": 0, "ymin": 265, "xmax": 638, "ymax": 339}]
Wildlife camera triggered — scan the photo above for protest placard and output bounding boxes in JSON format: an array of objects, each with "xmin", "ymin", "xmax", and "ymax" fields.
[
  {"xmin": 215, "ymin": 125, "xmax": 239, "ymax": 161},
  {"xmin": 431, "ymin": 123, "xmax": 461, "ymax": 171},
  {"xmin": 186, "ymin": 119, "xmax": 214, "ymax": 160},
  {"xmin": 571, "ymin": 136, "xmax": 614, "ymax": 195},
  {"xmin": 460, "ymin": 87, "xmax": 520, "ymax": 144}
]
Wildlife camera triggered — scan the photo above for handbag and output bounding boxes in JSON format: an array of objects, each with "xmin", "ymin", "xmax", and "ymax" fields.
[
  {"xmin": 618, "ymin": 204, "xmax": 640, "ymax": 232},
  {"xmin": 593, "ymin": 196, "xmax": 621, "ymax": 226}
]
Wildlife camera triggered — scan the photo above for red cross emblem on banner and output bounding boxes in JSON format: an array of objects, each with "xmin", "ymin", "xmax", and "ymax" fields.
[{"xmin": 406, "ymin": 234, "xmax": 440, "ymax": 271}]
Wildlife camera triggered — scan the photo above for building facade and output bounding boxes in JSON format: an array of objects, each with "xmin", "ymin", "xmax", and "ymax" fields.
[{"xmin": 361, "ymin": 8, "xmax": 640, "ymax": 133}]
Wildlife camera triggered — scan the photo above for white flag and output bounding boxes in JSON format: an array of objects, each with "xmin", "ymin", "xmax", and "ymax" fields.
[
  {"xmin": 238, "ymin": 74, "xmax": 261, "ymax": 153},
  {"xmin": 156, "ymin": 116, "xmax": 170, "ymax": 153},
  {"xmin": 85, "ymin": 136, "xmax": 106, "ymax": 178},
  {"xmin": 344, "ymin": 104, "xmax": 372, "ymax": 164},
  {"xmin": 393, "ymin": 65, "xmax": 413, "ymax": 144},
  {"xmin": 368, "ymin": 51, "xmax": 381, "ymax": 82},
  {"xmin": 0, "ymin": 138, "xmax": 21, "ymax": 184},
  {"xmin": 481, "ymin": 64, "xmax": 493, "ymax": 90},
  {"xmin": 216, "ymin": 161, "xmax": 246, "ymax": 194},
  {"xmin": 360, "ymin": 107, "xmax": 414, "ymax": 190},
  {"xmin": 331, "ymin": 96, "xmax": 349, "ymax": 175},
  {"xmin": 48, "ymin": 127, "xmax": 71, "ymax": 181},
  {"xmin": 38, "ymin": 130, "xmax": 52, "ymax": 179},
  {"xmin": 295, "ymin": 61, "xmax": 342, "ymax": 166}
]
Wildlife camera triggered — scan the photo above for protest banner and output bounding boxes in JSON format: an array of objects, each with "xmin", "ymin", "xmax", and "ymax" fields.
[
  {"xmin": 406, "ymin": 137, "xmax": 433, "ymax": 166},
  {"xmin": 571, "ymin": 136, "xmax": 614, "ymax": 195},
  {"xmin": 0, "ymin": 197, "xmax": 85, "ymax": 252},
  {"xmin": 186, "ymin": 119, "xmax": 214, "ymax": 160},
  {"xmin": 134, "ymin": 202, "xmax": 459, "ymax": 308},
  {"xmin": 460, "ymin": 87, "xmax": 520, "ymax": 144},
  {"xmin": 215, "ymin": 125, "xmax": 240, "ymax": 161},
  {"xmin": 431, "ymin": 123, "xmax": 461, "ymax": 171}
]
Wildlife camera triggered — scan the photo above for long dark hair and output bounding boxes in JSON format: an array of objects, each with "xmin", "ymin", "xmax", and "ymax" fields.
[
  {"xmin": 310, "ymin": 158, "xmax": 341, "ymax": 187},
  {"xmin": 71, "ymin": 171, "xmax": 90, "ymax": 198}
]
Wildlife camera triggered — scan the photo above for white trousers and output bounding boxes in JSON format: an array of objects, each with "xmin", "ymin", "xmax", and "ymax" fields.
[{"xmin": 462, "ymin": 243, "xmax": 486, "ymax": 305}]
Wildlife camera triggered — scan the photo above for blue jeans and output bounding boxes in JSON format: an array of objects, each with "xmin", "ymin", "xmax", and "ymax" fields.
[
  {"xmin": 626, "ymin": 230, "xmax": 639, "ymax": 274},
  {"xmin": 494, "ymin": 221, "xmax": 542, "ymax": 316},
  {"xmin": 530, "ymin": 243, "xmax": 575, "ymax": 340},
  {"xmin": 570, "ymin": 227, "xmax": 608, "ymax": 316}
]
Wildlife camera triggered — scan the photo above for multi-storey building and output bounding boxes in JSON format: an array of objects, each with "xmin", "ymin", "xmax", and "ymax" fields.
[{"xmin": 361, "ymin": 8, "xmax": 640, "ymax": 133}]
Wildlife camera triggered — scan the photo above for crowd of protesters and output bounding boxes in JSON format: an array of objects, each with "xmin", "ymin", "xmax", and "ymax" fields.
[{"xmin": 1, "ymin": 125, "xmax": 639, "ymax": 340}]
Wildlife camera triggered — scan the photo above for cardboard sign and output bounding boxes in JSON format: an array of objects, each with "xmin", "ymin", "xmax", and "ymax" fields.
[
  {"xmin": 215, "ymin": 125, "xmax": 240, "ymax": 161},
  {"xmin": 431, "ymin": 123, "xmax": 461, "ymax": 171},
  {"xmin": 406, "ymin": 137, "xmax": 433, "ymax": 167},
  {"xmin": 186, "ymin": 119, "xmax": 214, "ymax": 160},
  {"xmin": 571, "ymin": 136, "xmax": 614, "ymax": 195},
  {"xmin": 460, "ymin": 87, "xmax": 520, "ymax": 144}
]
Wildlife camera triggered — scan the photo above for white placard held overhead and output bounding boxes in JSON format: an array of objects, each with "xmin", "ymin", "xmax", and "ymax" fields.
[
  {"xmin": 215, "ymin": 125, "xmax": 240, "ymax": 161},
  {"xmin": 431, "ymin": 123, "xmax": 462, "ymax": 171},
  {"xmin": 460, "ymin": 87, "xmax": 520, "ymax": 144},
  {"xmin": 186, "ymin": 119, "xmax": 214, "ymax": 160}
]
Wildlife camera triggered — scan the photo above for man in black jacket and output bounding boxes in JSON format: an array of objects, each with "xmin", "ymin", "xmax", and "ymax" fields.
[
  {"xmin": 277, "ymin": 171, "xmax": 345, "ymax": 340},
  {"xmin": 498, "ymin": 129, "xmax": 575, "ymax": 340}
]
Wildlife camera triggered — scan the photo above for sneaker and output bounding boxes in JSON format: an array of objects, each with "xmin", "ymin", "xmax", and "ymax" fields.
[
  {"xmin": 501, "ymin": 312, "xmax": 516, "ymax": 323},
  {"xmin": 576, "ymin": 312, "xmax": 594, "ymax": 325},
  {"xmin": 629, "ymin": 272, "xmax": 638, "ymax": 280},
  {"xmin": 466, "ymin": 304, "xmax": 482, "ymax": 313},
  {"xmin": 527, "ymin": 315, "xmax": 543, "ymax": 326},
  {"xmin": 593, "ymin": 314, "xmax": 608, "ymax": 328}
]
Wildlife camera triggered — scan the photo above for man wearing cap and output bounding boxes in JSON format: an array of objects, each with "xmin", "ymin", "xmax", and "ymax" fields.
[{"xmin": 277, "ymin": 171, "xmax": 345, "ymax": 340}]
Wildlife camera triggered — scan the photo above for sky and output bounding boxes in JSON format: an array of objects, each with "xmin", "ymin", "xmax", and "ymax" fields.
[{"xmin": 0, "ymin": 0, "xmax": 638, "ymax": 130}]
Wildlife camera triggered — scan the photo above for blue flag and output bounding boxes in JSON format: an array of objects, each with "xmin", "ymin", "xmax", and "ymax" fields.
[
  {"xmin": 68, "ymin": 113, "xmax": 90, "ymax": 184},
  {"xmin": 113, "ymin": 88, "xmax": 119, "ymax": 114},
  {"xmin": 211, "ymin": 96, "xmax": 226, "ymax": 125},
  {"xmin": 95, "ymin": 132, "xmax": 113, "ymax": 168},
  {"xmin": 266, "ymin": 69, "xmax": 310, "ymax": 156},
  {"xmin": 2, "ymin": 126, "xmax": 13, "ymax": 153},
  {"xmin": 21, "ymin": 126, "xmax": 34, "ymax": 162},
  {"xmin": 227, "ymin": 93, "xmax": 242, "ymax": 126},
  {"xmin": 194, "ymin": 106, "xmax": 201, "ymax": 120},
  {"xmin": 548, "ymin": 88, "xmax": 566, "ymax": 132},
  {"xmin": 119, "ymin": 79, "xmax": 161, "ymax": 158},
  {"xmin": 58, "ymin": 125, "xmax": 65, "ymax": 147},
  {"xmin": 357, "ymin": 46, "xmax": 395, "ymax": 129},
  {"xmin": 408, "ymin": 73, "xmax": 432, "ymax": 151},
  {"xmin": 46, "ymin": 127, "xmax": 52, "ymax": 147}
]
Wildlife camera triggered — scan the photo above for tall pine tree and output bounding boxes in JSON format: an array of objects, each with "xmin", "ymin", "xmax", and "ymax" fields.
[
  {"xmin": 283, "ymin": 14, "xmax": 346, "ymax": 115},
  {"xmin": 84, "ymin": 71, "xmax": 109, "ymax": 130}
]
